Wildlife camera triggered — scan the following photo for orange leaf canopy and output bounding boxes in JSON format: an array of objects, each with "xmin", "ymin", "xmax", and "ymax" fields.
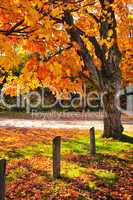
[{"xmin": 0, "ymin": 0, "xmax": 132, "ymax": 96}]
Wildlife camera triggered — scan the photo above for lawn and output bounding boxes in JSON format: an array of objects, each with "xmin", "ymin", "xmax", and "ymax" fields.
[{"xmin": 0, "ymin": 128, "xmax": 132, "ymax": 200}]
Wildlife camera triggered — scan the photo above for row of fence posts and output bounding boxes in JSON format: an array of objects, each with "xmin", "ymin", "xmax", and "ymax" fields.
[{"xmin": 0, "ymin": 127, "xmax": 96, "ymax": 200}]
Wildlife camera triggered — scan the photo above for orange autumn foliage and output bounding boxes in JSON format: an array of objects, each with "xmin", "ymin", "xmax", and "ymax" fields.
[{"xmin": 0, "ymin": 0, "xmax": 132, "ymax": 96}]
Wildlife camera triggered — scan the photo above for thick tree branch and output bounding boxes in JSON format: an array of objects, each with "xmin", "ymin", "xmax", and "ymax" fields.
[
  {"xmin": 88, "ymin": 36, "xmax": 106, "ymax": 64},
  {"xmin": 79, "ymin": 71, "xmax": 101, "ymax": 90},
  {"xmin": 63, "ymin": 10, "xmax": 101, "ymax": 86},
  {"xmin": 75, "ymin": 26, "xmax": 106, "ymax": 64}
]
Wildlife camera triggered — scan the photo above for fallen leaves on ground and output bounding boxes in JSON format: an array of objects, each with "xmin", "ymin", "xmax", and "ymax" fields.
[{"xmin": 0, "ymin": 127, "xmax": 132, "ymax": 200}]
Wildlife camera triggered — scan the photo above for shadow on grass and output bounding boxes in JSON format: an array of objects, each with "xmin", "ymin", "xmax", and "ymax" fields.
[
  {"xmin": 120, "ymin": 134, "xmax": 133, "ymax": 144},
  {"xmin": 60, "ymin": 176, "xmax": 116, "ymax": 200},
  {"xmin": 63, "ymin": 153, "xmax": 130, "ymax": 168}
]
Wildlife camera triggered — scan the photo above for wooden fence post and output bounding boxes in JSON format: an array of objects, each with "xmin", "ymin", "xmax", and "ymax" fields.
[
  {"xmin": 53, "ymin": 136, "xmax": 61, "ymax": 178},
  {"xmin": 0, "ymin": 159, "xmax": 6, "ymax": 200},
  {"xmin": 90, "ymin": 127, "xmax": 96, "ymax": 155}
]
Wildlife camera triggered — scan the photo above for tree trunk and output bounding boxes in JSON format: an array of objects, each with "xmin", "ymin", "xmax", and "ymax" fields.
[
  {"xmin": 63, "ymin": 7, "xmax": 124, "ymax": 139},
  {"xmin": 102, "ymin": 87, "xmax": 123, "ymax": 138}
]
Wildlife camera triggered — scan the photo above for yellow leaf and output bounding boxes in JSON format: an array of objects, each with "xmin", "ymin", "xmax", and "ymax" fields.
[{"xmin": 108, "ymin": 29, "xmax": 113, "ymax": 37}]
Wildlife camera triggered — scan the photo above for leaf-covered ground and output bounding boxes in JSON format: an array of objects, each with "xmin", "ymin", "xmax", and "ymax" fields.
[{"xmin": 0, "ymin": 128, "xmax": 132, "ymax": 200}]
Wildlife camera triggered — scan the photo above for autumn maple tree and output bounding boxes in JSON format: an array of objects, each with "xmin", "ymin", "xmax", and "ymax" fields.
[{"xmin": 0, "ymin": 0, "xmax": 132, "ymax": 138}]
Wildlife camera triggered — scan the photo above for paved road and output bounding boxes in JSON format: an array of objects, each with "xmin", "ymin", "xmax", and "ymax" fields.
[{"xmin": 0, "ymin": 119, "xmax": 132, "ymax": 132}]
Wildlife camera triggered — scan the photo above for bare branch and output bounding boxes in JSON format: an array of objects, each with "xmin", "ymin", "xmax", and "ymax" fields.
[
  {"xmin": 42, "ymin": 43, "xmax": 73, "ymax": 62},
  {"xmin": 87, "ymin": 13, "xmax": 99, "ymax": 23},
  {"xmin": 5, "ymin": 19, "xmax": 24, "ymax": 36}
]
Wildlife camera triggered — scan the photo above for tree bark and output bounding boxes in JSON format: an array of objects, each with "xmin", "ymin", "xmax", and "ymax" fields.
[
  {"xmin": 102, "ymin": 86, "xmax": 123, "ymax": 138},
  {"xmin": 63, "ymin": 5, "xmax": 124, "ymax": 139}
]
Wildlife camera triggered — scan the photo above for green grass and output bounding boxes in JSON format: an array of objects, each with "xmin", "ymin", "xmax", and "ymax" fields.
[
  {"xmin": 94, "ymin": 169, "xmax": 118, "ymax": 186},
  {"xmin": 62, "ymin": 162, "xmax": 86, "ymax": 178},
  {"xmin": 61, "ymin": 137, "xmax": 88, "ymax": 155},
  {"xmin": 1, "ymin": 130, "xmax": 132, "ymax": 161},
  {"xmin": 4, "ymin": 143, "xmax": 52, "ymax": 160},
  {"xmin": 61, "ymin": 131, "xmax": 133, "ymax": 158},
  {"xmin": 88, "ymin": 181, "xmax": 97, "ymax": 189}
]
